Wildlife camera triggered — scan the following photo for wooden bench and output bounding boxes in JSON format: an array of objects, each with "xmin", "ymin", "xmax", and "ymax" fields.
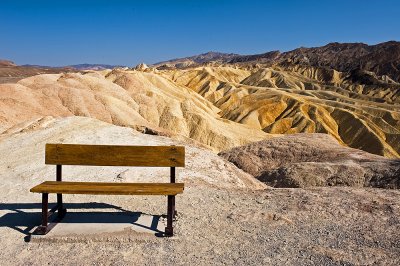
[{"xmin": 30, "ymin": 144, "xmax": 185, "ymax": 236}]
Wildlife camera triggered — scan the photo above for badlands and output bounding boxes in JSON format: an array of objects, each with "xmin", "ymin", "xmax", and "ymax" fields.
[
  {"xmin": 0, "ymin": 41, "xmax": 399, "ymax": 264},
  {"xmin": 1, "ymin": 64, "xmax": 399, "ymax": 157}
]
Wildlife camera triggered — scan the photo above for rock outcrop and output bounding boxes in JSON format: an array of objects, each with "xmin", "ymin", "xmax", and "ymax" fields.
[{"xmin": 219, "ymin": 134, "xmax": 400, "ymax": 188}]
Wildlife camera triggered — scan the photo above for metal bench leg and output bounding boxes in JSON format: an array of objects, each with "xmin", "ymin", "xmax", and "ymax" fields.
[
  {"xmin": 34, "ymin": 193, "xmax": 49, "ymax": 235},
  {"xmin": 42, "ymin": 193, "xmax": 48, "ymax": 227},
  {"xmin": 57, "ymin": 193, "xmax": 67, "ymax": 219},
  {"xmin": 172, "ymin": 196, "xmax": 177, "ymax": 217},
  {"xmin": 165, "ymin": 195, "xmax": 174, "ymax": 236},
  {"xmin": 32, "ymin": 192, "xmax": 66, "ymax": 235},
  {"xmin": 170, "ymin": 166, "xmax": 177, "ymax": 218},
  {"xmin": 56, "ymin": 165, "xmax": 66, "ymax": 219}
]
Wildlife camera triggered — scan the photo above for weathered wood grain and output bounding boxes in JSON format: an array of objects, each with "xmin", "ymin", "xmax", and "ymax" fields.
[
  {"xmin": 30, "ymin": 181, "xmax": 185, "ymax": 195},
  {"xmin": 45, "ymin": 144, "xmax": 185, "ymax": 167}
]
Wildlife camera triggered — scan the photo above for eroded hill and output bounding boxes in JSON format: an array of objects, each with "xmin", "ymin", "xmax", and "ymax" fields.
[
  {"xmin": 163, "ymin": 64, "xmax": 400, "ymax": 158},
  {"xmin": 0, "ymin": 70, "xmax": 268, "ymax": 152},
  {"xmin": 1, "ymin": 63, "xmax": 399, "ymax": 157},
  {"xmin": 1, "ymin": 42, "xmax": 399, "ymax": 157}
]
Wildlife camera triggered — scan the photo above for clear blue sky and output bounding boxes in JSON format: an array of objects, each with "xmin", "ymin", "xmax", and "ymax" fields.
[{"xmin": 1, "ymin": 0, "xmax": 399, "ymax": 66}]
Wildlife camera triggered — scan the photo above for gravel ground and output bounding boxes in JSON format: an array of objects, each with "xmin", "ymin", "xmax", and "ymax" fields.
[{"xmin": 1, "ymin": 185, "xmax": 399, "ymax": 265}]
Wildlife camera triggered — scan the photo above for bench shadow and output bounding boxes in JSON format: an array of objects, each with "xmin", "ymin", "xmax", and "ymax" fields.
[{"xmin": 0, "ymin": 203, "xmax": 165, "ymax": 242}]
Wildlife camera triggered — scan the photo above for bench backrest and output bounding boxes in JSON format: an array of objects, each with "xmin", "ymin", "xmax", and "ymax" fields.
[{"xmin": 45, "ymin": 144, "xmax": 185, "ymax": 167}]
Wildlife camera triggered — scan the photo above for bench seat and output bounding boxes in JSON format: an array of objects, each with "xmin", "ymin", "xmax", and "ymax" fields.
[{"xmin": 30, "ymin": 181, "xmax": 184, "ymax": 195}]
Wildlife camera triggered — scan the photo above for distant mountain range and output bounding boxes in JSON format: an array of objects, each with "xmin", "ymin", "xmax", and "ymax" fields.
[
  {"xmin": 154, "ymin": 41, "xmax": 400, "ymax": 82},
  {"xmin": 155, "ymin": 52, "xmax": 240, "ymax": 68},
  {"xmin": 0, "ymin": 60, "xmax": 17, "ymax": 67},
  {"xmin": 21, "ymin": 63, "xmax": 123, "ymax": 70},
  {"xmin": 68, "ymin": 64, "xmax": 125, "ymax": 70},
  {"xmin": 0, "ymin": 62, "xmax": 124, "ymax": 83},
  {"xmin": 2, "ymin": 40, "xmax": 400, "ymax": 83}
]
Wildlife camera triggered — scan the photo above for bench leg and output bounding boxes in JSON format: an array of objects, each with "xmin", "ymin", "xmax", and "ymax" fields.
[
  {"xmin": 33, "ymin": 193, "xmax": 67, "ymax": 235},
  {"xmin": 165, "ymin": 195, "xmax": 175, "ymax": 236},
  {"xmin": 56, "ymin": 165, "xmax": 66, "ymax": 218},
  {"xmin": 34, "ymin": 193, "xmax": 49, "ymax": 235},
  {"xmin": 42, "ymin": 193, "xmax": 48, "ymax": 227},
  {"xmin": 172, "ymin": 196, "xmax": 177, "ymax": 217},
  {"xmin": 57, "ymin": 193, "xmax": 67, "ymax": 219}
]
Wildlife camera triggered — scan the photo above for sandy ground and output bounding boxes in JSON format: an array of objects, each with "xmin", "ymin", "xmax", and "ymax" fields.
[
  {"xmin": 1, "ymin": 186, "xmax": 400, "ymax": 265},
  {"xmin": 0, "ymin": 117, "xmax": 399, "ymax": 265}
]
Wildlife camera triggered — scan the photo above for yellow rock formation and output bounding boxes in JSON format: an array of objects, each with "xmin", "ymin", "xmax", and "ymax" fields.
[
  {"xmin": 164, "ymin": 65, "xmax": 400, "ymax": 158},
  {"xmin": 0, "ymin": 70, "xmax": 268, "ymax": 152},
  {"xmin": 1, "ymin": 64, "xmax": 399, "ymax": 157}
]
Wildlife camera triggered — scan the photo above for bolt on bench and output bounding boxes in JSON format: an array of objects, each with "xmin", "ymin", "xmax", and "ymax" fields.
[{"xmin": 30, "ymin": 144, "xmax": 185, "ymax": 236}]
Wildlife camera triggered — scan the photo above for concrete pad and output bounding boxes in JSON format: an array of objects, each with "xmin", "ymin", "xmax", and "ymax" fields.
[{"xmin": 30, "ymin": 211, "xmax": 166, "ymax": 241}]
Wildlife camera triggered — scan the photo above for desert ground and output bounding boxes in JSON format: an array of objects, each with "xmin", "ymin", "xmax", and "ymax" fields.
[{"xmin": 0, "ymin": 117, "xmax": 398, "ymax": 265}]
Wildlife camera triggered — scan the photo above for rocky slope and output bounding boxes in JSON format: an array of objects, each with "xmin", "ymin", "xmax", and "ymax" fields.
[
  {"xmin": 0, "ymin": 116, "xmax": 263, "ymax": 190},
  {"xmin": 0, "ymin": 116, "xmax": 399, "ymax": 265},
  {"xmin": 155, "ymin": 41, "xmax": 400, "ymax": 83},
  {"xmin": 278, "ymin": 41, "xmax": 400, "ymax": 83},
  {"xmin": 164, "ymin": 65, "xmax": 400, "ymax": 158},
  {"xmin": 219, "ymin": 134, "xmax": 400, "ymax": 188},
  {"xmin": 0, "ymin": 71, "xmax": 268, "ymax": 152},
  {"xmin": 155, "ymin": 51, "xmax": 240, "ymax": 69}
]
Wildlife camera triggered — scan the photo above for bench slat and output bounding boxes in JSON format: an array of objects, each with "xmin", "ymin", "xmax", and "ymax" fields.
[
  {"xmin": 45, "ymin": 144, "xmax": 185, "ymax": 167},
  {"xmin": 30, "ymin": 181, "xmax": 184, "ymax": 195}
]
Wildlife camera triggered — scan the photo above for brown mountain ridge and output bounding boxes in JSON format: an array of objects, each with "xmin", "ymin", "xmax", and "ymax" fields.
[{"xmin": 155, "ymin": 41, "xmax": 400, "ymax": 83}]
